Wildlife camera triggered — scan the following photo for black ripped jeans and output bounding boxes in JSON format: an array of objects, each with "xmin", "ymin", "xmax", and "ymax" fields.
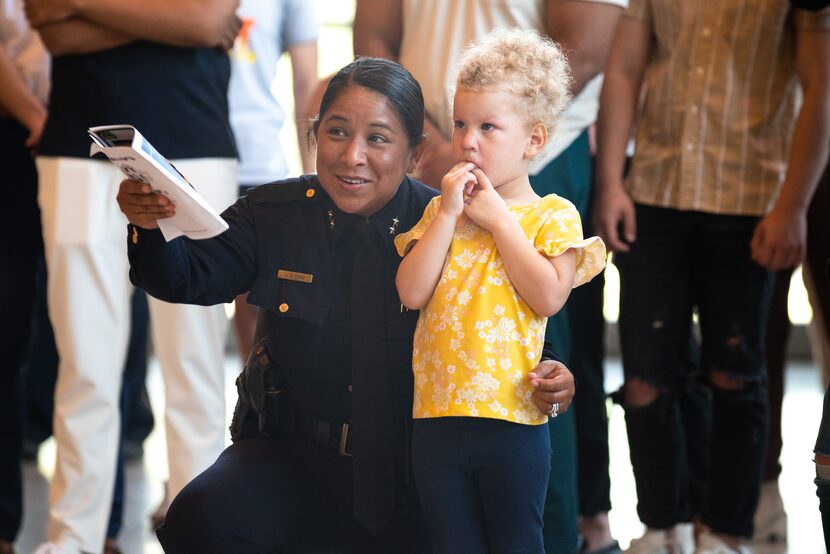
[{"xmin": 614, "ymin": 204, "xmax": 773, "ymax": 538}]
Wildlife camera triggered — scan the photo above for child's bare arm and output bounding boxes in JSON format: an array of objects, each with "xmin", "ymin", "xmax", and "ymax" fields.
[
  {"xmin": 396, "ymin": 162, "xmax": 477, "ymax": 309},
  {"xmin": 491, "ymin": 218, "xmax": 576, "ymax": 318},
  {"xmin": 465, "ymin": 168, "xmax": 576, "ymax": 317},
  {"xmin": 396, "ymin": 211, "xmax": 455, "ymax": 310}
]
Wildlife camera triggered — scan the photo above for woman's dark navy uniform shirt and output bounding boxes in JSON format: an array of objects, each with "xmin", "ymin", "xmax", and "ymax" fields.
[{"xmin": 128, "ymin": 175, "xmax": 437, "ymax": 429}]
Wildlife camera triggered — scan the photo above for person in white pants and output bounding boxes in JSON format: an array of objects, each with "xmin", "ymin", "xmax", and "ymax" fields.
[
  {"xmin": 36, "ymin": 159, "xmax": 236, "ymax": 553},
  {"xmin": 24, "ymin": 0, "xmax": 241, "ymax": 551}
]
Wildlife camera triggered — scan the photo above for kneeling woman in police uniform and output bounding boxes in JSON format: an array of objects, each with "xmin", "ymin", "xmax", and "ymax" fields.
[{"xmin": 117, "ymin": 57, "xmax": 575, "ymax": 553}]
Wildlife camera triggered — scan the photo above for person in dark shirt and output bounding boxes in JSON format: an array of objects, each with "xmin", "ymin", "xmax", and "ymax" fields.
[{"xmin": 117, "ymin": 57, "xmax": 576, "ymax": 553}]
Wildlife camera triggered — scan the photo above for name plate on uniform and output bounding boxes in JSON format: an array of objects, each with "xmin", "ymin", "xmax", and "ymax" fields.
[{"xmin": 277, "ymin": 269, "xmax": 313, "ymax": 284}]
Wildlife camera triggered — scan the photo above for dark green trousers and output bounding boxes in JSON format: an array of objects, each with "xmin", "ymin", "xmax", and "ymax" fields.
[{"xmin": 529, "ymin": 130, "xmax": 591, "ymax": 554}]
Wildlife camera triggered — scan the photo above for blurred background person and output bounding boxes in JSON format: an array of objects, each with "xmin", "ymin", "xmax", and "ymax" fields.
[
  {"xmin": 595, "ymin": 1, "xmax": 830, "ymax": 552},
  {"xmin": 0, "ymin": 0, "xmax": 48, "ymax": 551}
]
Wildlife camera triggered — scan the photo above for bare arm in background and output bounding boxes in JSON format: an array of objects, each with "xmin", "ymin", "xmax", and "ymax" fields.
[
  {"xmin": 289, "ymin": 41, "xmax": 319, "ymax": 174},
  {"xmin": 25, "ymin": 0, "xmax": 239, "ymax": 49},
  {"xmin": 353, "ymin": 0, "xmax": 453, "ymax": 188},
  {"xmin": 750, "ymin": 23, "xmax": 830, "ymax": 270},
  {"xmin": 546, "ymin": 0, "xmax": 624, "ymax": 97},
  {"xmin": 593, "ymin": 16, "xmax": 651, "ymax": 253},
  {"xmin": 36, "ymin": 19, "xmax": 134, "ymax": 55},
  {"xmin": 353, "ymin": 0, "xmax": 402, "ymax": 60},
  {"xmin": 0, "ymin": 45, "xmax": 47, "ymax": 146}
]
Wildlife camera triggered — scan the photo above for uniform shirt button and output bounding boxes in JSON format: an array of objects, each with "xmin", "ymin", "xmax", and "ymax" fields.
[
  {"xmin": 278, "ymin": 303, "xmax": 289, "ymax": 313},
  {"xmin": 306, "ymin": 188, "xmax": 316, "ymax": 198}
]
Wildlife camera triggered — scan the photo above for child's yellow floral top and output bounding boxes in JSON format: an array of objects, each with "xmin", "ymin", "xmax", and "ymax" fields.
[{"xmin": 395, "ymin": 194, "xmax": 606, "ymax": 425}]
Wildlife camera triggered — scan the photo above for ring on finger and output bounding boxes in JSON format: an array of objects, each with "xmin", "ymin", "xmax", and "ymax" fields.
[{"xmin": 548, "ymin": 402, "xmax": 559, "ymax": 418}]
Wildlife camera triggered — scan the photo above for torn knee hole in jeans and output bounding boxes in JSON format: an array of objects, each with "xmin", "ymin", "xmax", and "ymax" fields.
[
  {"xmin": 816, "ymin": 454, "xmax": 830, "ymax": 480},
  {"xmin": 650, "ymin": 305, "xmax": 670, "ymax": 331},
  {"xmin": 726, "ymin": 333, "xmax": 744, "ymax": 349},
  {"xmin": 708, "ymin": 368, "xmax": 748, "ymax": 391},
  {"xmin": 619, "ymin": 378, "xmax": 662, "ymax": 408},
  {"xmin": 651, "ymin": 304, "xmax": 670, "ymax": 331}
]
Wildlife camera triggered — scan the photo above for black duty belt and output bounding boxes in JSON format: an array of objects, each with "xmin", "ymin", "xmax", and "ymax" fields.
[{"xmin": 292, "ymin": 409, "xmax": 353, "ymax": 457}]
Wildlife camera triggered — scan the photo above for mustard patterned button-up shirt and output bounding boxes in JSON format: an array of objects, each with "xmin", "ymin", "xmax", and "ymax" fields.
[{"xmin": 625, "ymin": 0, "xmax": 830, "ymax": 216}]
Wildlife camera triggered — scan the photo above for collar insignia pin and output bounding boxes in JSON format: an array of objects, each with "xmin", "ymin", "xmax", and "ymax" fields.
[
  {"xmin": 389, "ymin": 217, "xmax": 399, "ymax": 235},
  {"xmin": 327, "ymin": 209, "xmax": 335, "ymax": 230}
]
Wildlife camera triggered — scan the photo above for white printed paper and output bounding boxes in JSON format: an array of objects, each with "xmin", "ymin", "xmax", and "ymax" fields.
[{"xmin": 88, "ymin": 124, "xmax": 229, "ymax": 241}]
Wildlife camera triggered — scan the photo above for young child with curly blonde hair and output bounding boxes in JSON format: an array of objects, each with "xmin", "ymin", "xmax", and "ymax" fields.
[{"xmin": 395, "ymin": 29, "xmax": 606, "ymax": 552}]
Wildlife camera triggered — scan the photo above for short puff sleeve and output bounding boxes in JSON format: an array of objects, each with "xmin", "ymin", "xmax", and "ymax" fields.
[
  {"xmin": 395, "ymin": 196, "xmax": 441, "ymax": 257},
  {"xmin": 535, "ymin": 197, "xmax": 606, "ymax": 288}
]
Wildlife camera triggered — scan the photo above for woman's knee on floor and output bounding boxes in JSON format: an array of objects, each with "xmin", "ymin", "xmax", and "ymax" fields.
[{"xmin": 156, "ymin": 475, "xmax": 232, "ymax": 551}]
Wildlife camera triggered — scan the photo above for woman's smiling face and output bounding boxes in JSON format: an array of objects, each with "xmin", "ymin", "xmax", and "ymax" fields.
[{"xmin": 314, "ymin": 85, "xmax": 422, "ymax": 217}]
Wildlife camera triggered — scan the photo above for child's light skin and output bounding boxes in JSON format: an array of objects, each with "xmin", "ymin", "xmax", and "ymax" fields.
[{"xmin": 396, "ymin": 86, "xmax": 577, "ymax": 317}]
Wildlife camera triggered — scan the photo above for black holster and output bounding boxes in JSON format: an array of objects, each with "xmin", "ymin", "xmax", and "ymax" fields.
[{"xmin": 229, "ymin": 337, "xmax": 286, "ymax": 441}]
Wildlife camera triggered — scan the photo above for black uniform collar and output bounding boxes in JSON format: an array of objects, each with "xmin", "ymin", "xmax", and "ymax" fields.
[{"xmin": 325, "ymin": 177, "xmax": 410, "ymax": 249}]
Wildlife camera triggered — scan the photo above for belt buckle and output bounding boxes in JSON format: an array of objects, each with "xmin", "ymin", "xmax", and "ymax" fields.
[{"xmin": 339, "ymin": 422, "xmax": 352, "ymax": 457}]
